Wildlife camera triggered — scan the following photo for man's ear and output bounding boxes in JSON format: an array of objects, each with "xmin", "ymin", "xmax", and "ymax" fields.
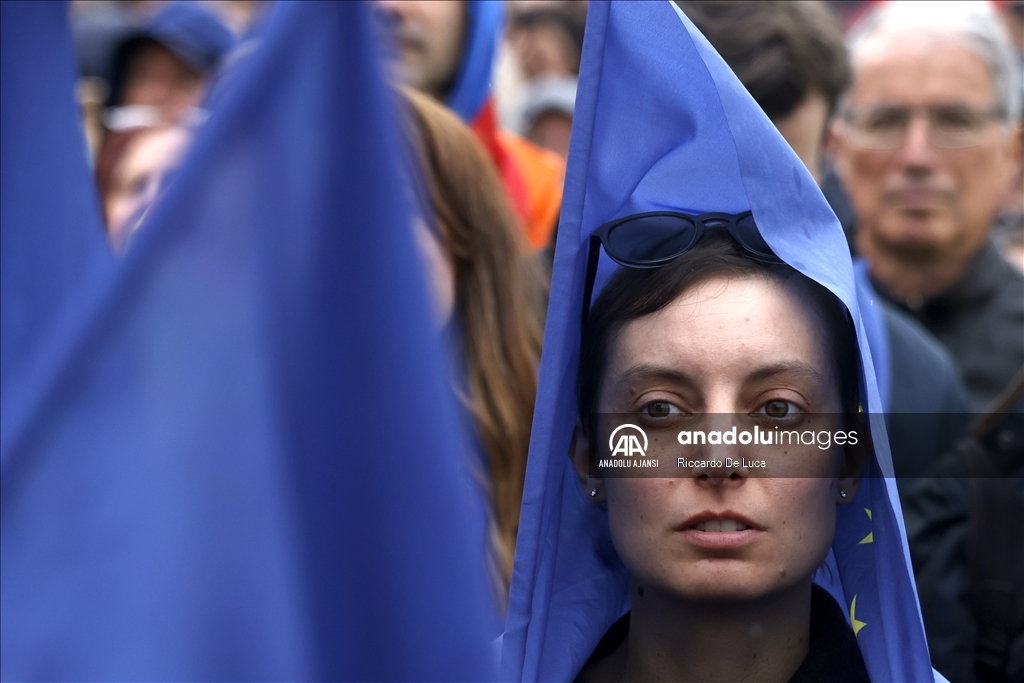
[
  {"xmin": 571, "ymin": 419, "xmax": 605, "ymax": 503},
  {"xmin": 837, "ymin": 417, "xmax": 870, "ymax": 504}
]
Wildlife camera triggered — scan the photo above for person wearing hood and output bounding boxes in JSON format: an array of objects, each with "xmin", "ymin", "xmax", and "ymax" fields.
[
  {"xmin": 377, "ymin": 0, "xmax": 565, "ymax": 251},
  {"xmin": 501, "ymin": 2, "xmax": 943, "ymax": 682},
  {"xmin": 92, "ymin": 2, "xmax": 235, "ymax": 240}
]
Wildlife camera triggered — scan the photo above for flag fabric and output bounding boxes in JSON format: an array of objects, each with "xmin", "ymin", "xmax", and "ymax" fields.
[
  {"xmin": 500, "ymin": 2, "xmax": 937, "ymax": 681},
  {"xmin": 1, "ymin": 2, "xmax": 496, "ymax": 680},
  {"xmin": 0, "ymin": 0, "xmax": 113, "ymax": 407}
]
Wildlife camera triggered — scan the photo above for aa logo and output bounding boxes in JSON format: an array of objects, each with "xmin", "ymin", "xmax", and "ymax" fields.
[{"xmin": 608, "ymin": 424, "xmax": 648, "ymax": 457}]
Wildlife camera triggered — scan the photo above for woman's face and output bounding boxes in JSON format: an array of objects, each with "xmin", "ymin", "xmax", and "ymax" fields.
[{"xmin": 587, "ymin": 275, "xmax": 859, "ymax": 602}]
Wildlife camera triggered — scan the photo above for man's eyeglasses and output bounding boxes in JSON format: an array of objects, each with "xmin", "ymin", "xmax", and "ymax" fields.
[
  {"xmin": 581, "ymin": 211, "xmax": 781, "ymax": 327},
  {"xmin": 840, "ymin": 104, "xmax": 1005, "ymax": 150}
]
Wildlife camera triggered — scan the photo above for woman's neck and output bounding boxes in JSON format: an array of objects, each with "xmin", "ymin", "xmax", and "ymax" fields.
[{"xmin": 587, "ymin": 579, "xmax": 813, "ymax": 683}]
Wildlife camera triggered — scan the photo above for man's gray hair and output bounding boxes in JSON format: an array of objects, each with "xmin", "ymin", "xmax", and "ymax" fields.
[{"xmin": 848, "ymin": 1, "xmax": 1022, "ymax": 123}]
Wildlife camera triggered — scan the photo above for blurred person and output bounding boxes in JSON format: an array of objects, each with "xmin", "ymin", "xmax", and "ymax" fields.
[
  {"xmin": 680, "ymin": 0, "xmax": 970, "ymax": 486},
  {"xmin": 103, "ymin": 125, "xmax": 190, "ymax": 252},
  {"xmin": 993, "ymin": 0, "xmax": 1024, "ymax": 274},
  {"xmin": 517, "ymin": 75, "xmax": 576, "ymax": 160},
  {"xmin": 506, "ymin": 1, "xmax": 586, "ymax": 159},
  {"xmin": 98, "ymin": 1, "xmax": 235, "ymax": 127},
  {"xmin": 377, "ymin": 1, "xmax": 565, "ymax": 251},
  {"xmin": 1000, "ymin": 0, "xmax": 1024, "ymax": 52},
  {"xmin": 677, "ymin": 1, "xmax": 846, "ymax": 184},
  {"xmin": 993, "ymin": 223, "xmax": 1024, "ymax": 273},
  {"xmin": 400, "ymin": 87, "xmax": 545, "ymax": 602},
  {"xmin": 72, "ymin": 1, "xmax": 165, "ymax": 82},
  {"xmin": 93, "ymin": 1, "xmax": 234, "ymax": 231},
  {"xmin": 904, "ymin": 371, "xmax": 1024, "ymax": 683},
  {"xmin": 830, "ymin": 1, "xmax": 1024, "ymax": 410},
  {"xmin": 506, "ymin": 1, "xmax": 583, "ymax": 81}
]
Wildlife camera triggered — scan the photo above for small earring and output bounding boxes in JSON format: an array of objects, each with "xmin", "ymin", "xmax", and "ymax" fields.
[
  {"xmin": 590, "ymin": 488, "xmax": 598, "ymax": 498},
  {"xmin": 840, "ymin": 489, "xmax": 848, "ymax": 499}
]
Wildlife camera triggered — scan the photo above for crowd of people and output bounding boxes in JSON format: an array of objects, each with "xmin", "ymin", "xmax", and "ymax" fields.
[{"xmin": 2, "ymin": 1, "xmax": 1023, "ymax": 681}]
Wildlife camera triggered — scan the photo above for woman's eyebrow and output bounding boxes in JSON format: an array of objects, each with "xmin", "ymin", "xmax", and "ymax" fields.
[
  {"xmin": 744, "ymin": 361, "xmax": 824, "ymax": 384},
  {"xmin": 610, "ymin": 363, "xmax": 695, "ymax": 390}
]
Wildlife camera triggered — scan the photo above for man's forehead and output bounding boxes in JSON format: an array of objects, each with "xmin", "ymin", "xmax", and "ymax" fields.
[{"xmin": 850, "ymin": 29, "xmax": 996, "ymax": 103}]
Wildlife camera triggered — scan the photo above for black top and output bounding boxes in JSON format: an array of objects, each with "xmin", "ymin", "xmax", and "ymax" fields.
[
  {"xmin": 882, "ymin": 299, "xmax": 971, "ymax": 486},
  {"xmin": 875, "ymin": 241, "xmax": 1024, "ymax": 412},
  {"xmin": 574, "ymin": 584, "xmax": 870, "ymax": 683}
]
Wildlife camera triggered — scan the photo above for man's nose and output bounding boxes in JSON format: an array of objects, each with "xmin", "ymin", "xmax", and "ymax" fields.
[{"xmin": 897, "ymin": 114, "xmax": 936, "ymax": 172}]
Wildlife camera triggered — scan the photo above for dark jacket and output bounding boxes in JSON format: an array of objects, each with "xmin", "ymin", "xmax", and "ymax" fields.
[
  {"xmin": 574, "ymin": 585, "xmax": 870, "ymax": 683},
  {"xmin": 881, "ymin": 241, "xmax": 1024, "ymax": 412},
  {"xmin": 904, "ymin": 373, "xmax": 1024, "ymax": 683}
]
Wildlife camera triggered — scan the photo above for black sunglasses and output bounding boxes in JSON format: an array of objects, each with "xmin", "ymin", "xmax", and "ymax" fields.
[{"xmin": 580, "ymin": 211, "xmax": 781, "ymax": 327}]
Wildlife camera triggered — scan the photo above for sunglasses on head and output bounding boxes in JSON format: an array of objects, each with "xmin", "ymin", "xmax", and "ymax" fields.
[{"xmin": 580, "ymin": 211, "xmax": 781, "ymax": 327}]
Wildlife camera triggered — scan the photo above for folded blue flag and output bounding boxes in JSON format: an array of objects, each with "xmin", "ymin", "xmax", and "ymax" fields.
[
  {"xmin": 501, "ymin": 3, "xmax": 936, "ymax": 681},
  {"xmin": 1, "ymin": 2, "xmax": 496, "ymax": 680}
]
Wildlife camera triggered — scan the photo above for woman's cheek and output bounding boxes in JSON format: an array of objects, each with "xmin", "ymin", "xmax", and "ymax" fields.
[
  {"xmin": 605, "ymin": 479, "xmax": 670, "ymax": 574},
  {"xmin": 771, "ymin": 478, "xmax": 838, "ymax": 576}
]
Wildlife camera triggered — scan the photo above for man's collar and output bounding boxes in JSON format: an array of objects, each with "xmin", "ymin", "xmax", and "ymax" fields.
[{"xmin": 878, "ymin": 240, "xmax": 1008, "ymax": 315}]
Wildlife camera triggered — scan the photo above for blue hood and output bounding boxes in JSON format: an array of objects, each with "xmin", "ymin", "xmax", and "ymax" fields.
[
  {"xmin": 500, "ymin": 3, "xmax": 936, "ymax": 682},
  {"xmin": 445, "ymin": 0, "xmax": 504, "ymax": 122}
]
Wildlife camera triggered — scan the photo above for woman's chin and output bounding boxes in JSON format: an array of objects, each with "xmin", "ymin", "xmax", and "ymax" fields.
[{"xmin": 657, "ymin": 563, "xmax": 801, "ymax": 603}]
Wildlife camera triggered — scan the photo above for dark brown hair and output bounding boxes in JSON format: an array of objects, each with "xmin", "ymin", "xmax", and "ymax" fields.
[
  {"xmin": 676, "ymin": 1, "xmax": 851, "ymax": 120},
  {"xmin": 401, "ymin": 88, "xmax": 545, "ymax": 598},
  {"xmin": 578, "ymin": 231, "xmax": 860, "ymax": 422}
]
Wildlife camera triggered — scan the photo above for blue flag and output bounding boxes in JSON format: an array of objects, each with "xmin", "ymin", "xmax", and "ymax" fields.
[
  {"xmin": 2, "ymin": 2, "xmax": 496, "ymax": 680},
  {"xmin": 0, "ymin": 1, "xmax": 113, "ymax": 406},
  {"xmin": 501, "ymin": 2, "xmax": 936, "ymax": 681}
]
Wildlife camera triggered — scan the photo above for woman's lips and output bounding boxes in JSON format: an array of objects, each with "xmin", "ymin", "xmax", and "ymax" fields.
[
  {"xmin": 678, "ymin": 527, "xmax": 762, "ymax": 549},
  {"xmin": 676, "ymin": 511, "xmax": 764, "ymax": 549}
]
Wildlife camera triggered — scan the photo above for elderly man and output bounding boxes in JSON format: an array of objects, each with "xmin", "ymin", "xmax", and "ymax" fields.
[{"xmin": 832, "ymin": 2, "xmax": 1024, "ymax": 410}]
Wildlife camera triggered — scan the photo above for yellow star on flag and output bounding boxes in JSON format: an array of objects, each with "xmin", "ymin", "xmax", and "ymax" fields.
[
  {"xmin": 859, "ymin": 509, "xmax": 873, "ymax": 544},
  {"xmin": 849, "ymin": 595, "xmax": 867, "ymax": 636}
]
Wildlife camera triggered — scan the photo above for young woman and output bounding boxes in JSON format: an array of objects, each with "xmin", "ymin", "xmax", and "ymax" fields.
[
  {"xmin": 400, "ymin": 87, "xmax": 546, "ymax": 602},
  {"xmin": 501, "ymin": 3, "xmax": 940, "ymax": 682},
  {"xmin": 571, "ymin": 229, "xmax": 869, "ymax": 683}
]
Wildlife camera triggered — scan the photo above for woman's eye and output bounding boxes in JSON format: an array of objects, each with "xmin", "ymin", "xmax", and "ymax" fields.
[
  {"xmin": 762, "ymin": 400, "xmax": 798, "ymax": 419},
  {"xmin": 644, "ymin": 401, "xmax": 680, "ymax": 418}
]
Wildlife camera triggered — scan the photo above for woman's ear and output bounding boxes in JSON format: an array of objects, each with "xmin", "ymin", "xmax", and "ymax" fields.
[
  {"xmin": 837, "ymin": 417, "xmax": 870, "ymax": 504},
  {"xmin": 571, "ymin": 419, "xmax": 606, "ymax": 503}
]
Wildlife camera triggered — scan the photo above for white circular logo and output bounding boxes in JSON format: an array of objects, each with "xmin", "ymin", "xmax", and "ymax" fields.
[{"xmin": 608, "ymin": 424, "xmax": 648, "ymax": 457}]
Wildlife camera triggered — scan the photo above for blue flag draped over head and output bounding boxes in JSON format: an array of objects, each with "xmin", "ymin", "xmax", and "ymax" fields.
[
  {"xmin": 501, "ymin": 2, "xmax": 936, "ymax": 682},
  {"xmin": 1, "ymin": 2, "xmax": 496, "ymax": 680}
]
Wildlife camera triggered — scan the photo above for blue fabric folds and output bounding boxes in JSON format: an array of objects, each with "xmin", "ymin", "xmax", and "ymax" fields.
[
  {"xmin": 1, "ymin": 2, "xmax": 495, "ymax": 680},
  {"xmin": 445, "ymin": 0, "xmax": 504, "ymax": 122},
  {"xmin": 501, "ymin": 2, "xmax": 935, "ymax": 682},
  {"xmin": 0, "ymin": 1, "xmax": 113, "ymax": 406}
]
